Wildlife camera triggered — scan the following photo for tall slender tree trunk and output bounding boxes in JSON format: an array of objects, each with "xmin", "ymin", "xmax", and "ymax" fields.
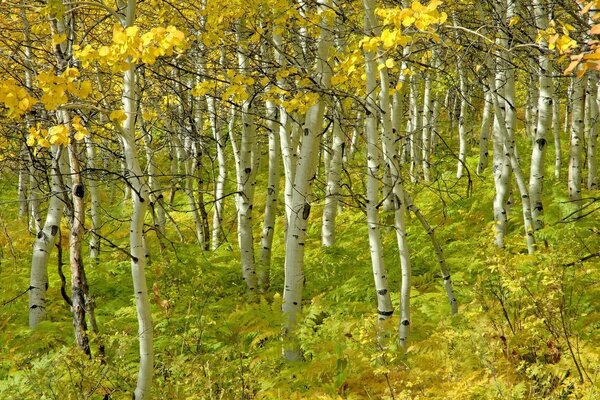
[
  {"xmin": 477, "ymin": 88, "xmax": 493, "ymax": 174},
  {"xmin": 586, "ymin": 75, "xmax": 598, "ymax": 190},
  {"xmin": 363, "ymin": 0, "xmax": 394, "ymax": 327},
  {"xmin": 119, "ymin": 1, "xmax": 153, "ymax": 397},
  {"xmin": 529, "ymin": 0, "xmax": 553, "ymax": 231},
  {"xmin": 568, "ymin": 75, "xmax": 587, "ymax": 207},
  {"xmin": 29, "ymin": 146, "xmax": 65, "ymax": 327},
  {"xmin": 282, "ymin": 0, "xmax": 333, "ymax": 360}
]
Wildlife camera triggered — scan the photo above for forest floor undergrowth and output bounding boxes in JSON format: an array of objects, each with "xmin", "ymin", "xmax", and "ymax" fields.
[{"xmin": 0, "ymin": 165, "xmax": 599, "ymax": 399}]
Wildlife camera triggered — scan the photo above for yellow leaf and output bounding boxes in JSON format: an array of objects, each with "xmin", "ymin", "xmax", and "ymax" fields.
[
  {"xmin": 109, "ymin": 110, "xmax": 127, "ymax": 122},
  {"xmin": 78, "ymin": 81, "xmax": 92, "ymax": 98},
  {"xmin": 385, "ymin": 58, "xmax": 395, "ymax": 68},
  {"xmin": 52, "ymin": 33, "xmax": 67, "ymax": 46}
]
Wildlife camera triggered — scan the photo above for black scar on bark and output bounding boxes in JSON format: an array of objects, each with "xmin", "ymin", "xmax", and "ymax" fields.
[
  {"xmin": 302, "ymin": 203, "xmax": 311, "ymax": 220},
  {"xmin": 401, "ymin": 320, "xmax": 410, "ymax": 326},
  {"xmin": 378, "ymin": 310, "xmax": 393, "ymax": 316},
  {"xmin": 245, "ymin": 167, "xmax": 251, "ymax": 174},
  {"xmin": 536, "ymin": 138, "xmax": 547, "ymax": 150},
  {"xmin": 293, "ymin": 302, "xmax": 298, "ymax": 305},
  {"xmin": 267, "ymin": 187, "xmax": 274, "ymax": 195},
  {"xmin": 74, "ymin": 184, "xmax": 84, "ymax": 198},
  {"xmin": 51, "ymin": 225, "xmax": 59, "ymax": 236},
  {"xmin": 377, "ymin": 289, "xmax": 388, "ymax": 295},
  {"xmin": 37, "ymin": 231, "xmax": 44, "ymax": 239}
]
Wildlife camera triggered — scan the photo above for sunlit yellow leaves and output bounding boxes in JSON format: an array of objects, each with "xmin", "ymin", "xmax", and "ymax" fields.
[
  {"xmin": 26, "ymin": 117, "xmax": 89, "ymax": 149},
  {"xmin": 48, "ymin": 124, "xmax": 69, "ymax": 145},
  {"xmin": 37, "ymin": 68, "xmax": 93, "ymax": 110},
  {"xmin": 109, "ymin": 110, "xmax": 127, "ymax": 123},
  {"xmin": 71, "ymin": 116, "xmax": 89, "ymax": 141},
  {"xmin": 74, "ymin": 24, "xmax": 188, "ymax": 70},
  {"xmin": 0, "ymin": 79, "xmax": 36, "ymax": 119},
  {"xmin": 27, "ymin": 125, "xmax": 49, "ymax": 148},
  {"xmin": 538, "ymin": 20, "xmax": 577, "ymax": 54},
  {"xmin": 376, "ymin": 0, "xmax": 446, "ymax": 32},
  {"xmin": 51, "ymin": 33, "xmax": 67, "ymax": 46}
]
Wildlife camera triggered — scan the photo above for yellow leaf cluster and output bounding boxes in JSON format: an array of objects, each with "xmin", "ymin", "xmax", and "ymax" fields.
[
  {"xmin": 109, "ymin": 110, "xmax": 127, "ymax": 123},
  {"xmin": 537, "ymin": 21, "xmax": 577, "ymax": 54},
  {"xmin": 0, "ymin": 79, "xmax": 36, "ymax": 119},
  {"xmin": 376, "ymin": 0, "xmax": 447, "ymax": 32},
  {"xmin": 37, "ymin": 68, "xmax": 93, "ymax": 110},
  {"xmin": 75, "ymin": 25, "xmax": 188, "ymax": 69},
  {"xmin": 71, "ymin": 116, "xmax": 90, "ymax": 140},
  {"xmin": 27, "ymin": 117, "xmax": 90, "ymax": 149}
]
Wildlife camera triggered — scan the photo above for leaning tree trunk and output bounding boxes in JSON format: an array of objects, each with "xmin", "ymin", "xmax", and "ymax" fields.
[{"xmin": 29, "ymin": 146, "xmax": 65, "ymax": 327}]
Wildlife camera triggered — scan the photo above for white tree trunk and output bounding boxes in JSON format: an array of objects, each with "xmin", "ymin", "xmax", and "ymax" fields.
[
  {"xmin": 84, "ymin": 137, "xmax": 101, "ymax": 261},
  {"xmin": 409, "ymin": 77, "xmax": 422, "ymax": 183},
  {"xmin": 553, "ymin": 93, "xmax": 562, "ymax": 179},
  {"xmin": 404, "ymin": 193, "xmax": 457, "ymax": 315},
  {"xmin": 477, "ymin": 88, "xmax": 493, "ymax": 174},
  {"xmin": 568, "ymin": 75, "xmax": 587, "ymax": 205},
  {"xmin": 235, "ymin": 25, "xmax": 258, "ymax": 291},
  {"xmin": 586, "ymin": 75, "xmax": 598, "ymax": 190},
  {"xmin": 29, "ymin": 146, "xmax": 65, "ymax": 327},
  {"xmin": 363, "ymin": 0, "xmax": 394, "ymax": 325},
  {"xmin": 529, "ymin": 0, "xmax": 553, "ymax": 231},
  {"xmin": 455, "ymin": 54, "xmax": 469, "ymax": 179},
  {"xmin": 422, "ymin": 70, "xmax": 434, "ymax": 181},
  {"xmin": 490, "ymin": 75, "xmax": 536, "ymax": 254},
  {"xmin": 119, "ymin": 1, "xmax": 153, "ymax": 397},
  {"xmin": 258, "ymin": 58, "xmax": 281, "ymax": 290},
  {"xmin": 282, "ymin": 0, "xmax": 333, "ymax": 360},
  {"xmin": 321, "ymin": 111, "xmax": 344, "ymax": 247}
]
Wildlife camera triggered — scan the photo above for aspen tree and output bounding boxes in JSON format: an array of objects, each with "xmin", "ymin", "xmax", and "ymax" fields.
[
  {"xmin": 477, "ymin": 88, "xmax": 493, "ymax": 174},
  {"xmin": 362, "ymin": 0, "xmax": 394, "ymax": 327},
  {"xmin": 282, "ymin": 0, "xmax": 334, "ymax": 360},
  {"xmin": 568, "ymin": 75, "xmax": 587, "ymax": 207},
  {"xmin": 29, "ymin": 146, "xmax": 65, "ymax": 327},
  {"xmin": 258, "ymin": 39, "xmax": 281, "ymax": 290},
  {"xmin": 529, "ymin": 0, "xmax": 553, "ymax": 231},
  {"xmin": 586, "ymin": 75, "xmax": 598, "ymax": 190}
]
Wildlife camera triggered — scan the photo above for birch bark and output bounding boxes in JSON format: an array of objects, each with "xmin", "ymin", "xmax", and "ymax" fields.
[
  {"xmin": 119, "ymin": 1, "xmax": 153, "ymax": 396},
  {"xmin": 29, "ymin": 146, "xmax": 65, "ymax": 327},
  {"xmin": 568, "ymin": 76, "xmax": 587, "ymax": 206},
  {"xmin": 282, "ymin": 0, "xmax": 333, "ymax": 360},
  {"xmin": 529, "ymin": 0, "xmax": 553, "ymax": 231}
]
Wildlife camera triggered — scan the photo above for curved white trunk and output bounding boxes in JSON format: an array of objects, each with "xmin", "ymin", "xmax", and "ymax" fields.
[
  {"xmin": 405, "ymin": 193, "xmax": 457, "ymax": 315},
  {"xmin": 490, "ymin": 75, "xmax": 536, "ymax": 254},
  {"xmin": 29, "ymin": 146, "xmax": 65, "ymax": 327}
]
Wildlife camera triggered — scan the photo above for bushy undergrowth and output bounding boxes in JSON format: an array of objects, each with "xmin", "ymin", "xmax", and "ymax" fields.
[{"xmin": 0, "ymin": 154, "xmax": 599, "ymax": 399}]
